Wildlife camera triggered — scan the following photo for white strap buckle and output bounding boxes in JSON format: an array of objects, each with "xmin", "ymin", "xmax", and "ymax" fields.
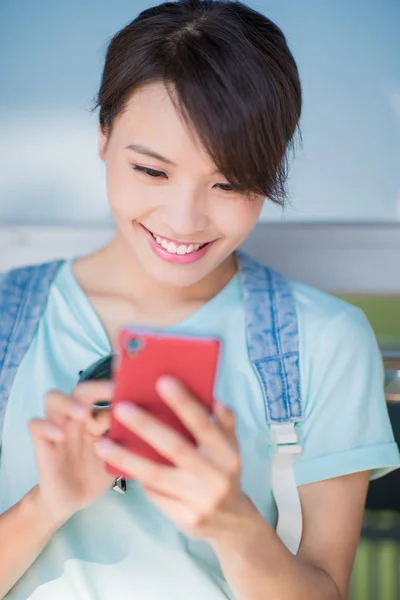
[
  {"xmin": 270, "ymin": 423, "xmax": 303, "ymax": 555},
  {"xmin": 271, "ymin": 423, "xmax": 302, "ymax": 454}
]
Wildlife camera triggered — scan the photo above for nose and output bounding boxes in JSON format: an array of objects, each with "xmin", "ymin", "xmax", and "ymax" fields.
[{"xmin": 160, "ymin": 186, "xmax": 210, "ymax": 238}]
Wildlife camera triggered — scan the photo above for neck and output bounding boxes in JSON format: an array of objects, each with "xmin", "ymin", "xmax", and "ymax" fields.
[{"xmin": 90, "ymin": 232, "xmax": 237, "ymax": 310}]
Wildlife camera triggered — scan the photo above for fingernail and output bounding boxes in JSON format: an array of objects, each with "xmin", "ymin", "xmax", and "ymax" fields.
[
  {"xmin": 115, "ymin": 402, "xmax": 137, "ymax": 420},
  {"xmin": 157, "ymin": 376, "xmax": 177, "ymax": 393},
  {"xmin": 95, "ymin": 438, "xmax": 112, "ymax": 456}
]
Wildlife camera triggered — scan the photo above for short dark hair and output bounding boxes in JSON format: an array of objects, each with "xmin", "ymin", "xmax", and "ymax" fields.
[{"xmin": 94, "ymin": 0, "xmax": 302, "ymax": 206}]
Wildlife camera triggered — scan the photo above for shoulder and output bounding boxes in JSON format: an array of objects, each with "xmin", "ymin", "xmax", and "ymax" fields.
[
  {"xmin": 0, "ymin": 260, "xmax": 67, "ymax": 320},
  {"xmin": 289, "ymin": 279, "xmax": 374, "ymax": 358},
  {"xmin": 288, "ymin": 282, "xmax": 399, "ymax": 485},
  {"xmin": 289, "ymin": 279, "xmax": 383, "ymax": 406},
  {"xmin": 0, "ymin": 260, "xmax": 66, "ymax": 286}
]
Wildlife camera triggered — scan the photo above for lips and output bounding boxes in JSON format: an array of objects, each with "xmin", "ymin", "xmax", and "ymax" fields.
[
  {"xmin": 140, "ymin": 224, "xmax": 214, "ymax": 265},
  {"xmin": 142, "ymin": 225, "xmax": 210, "ymax": 255}
]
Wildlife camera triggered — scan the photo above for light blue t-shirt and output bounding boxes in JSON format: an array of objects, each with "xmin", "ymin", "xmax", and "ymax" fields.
[{"xmin": 0, "ymin": 260, "xmax": 399, "ymax": 599}]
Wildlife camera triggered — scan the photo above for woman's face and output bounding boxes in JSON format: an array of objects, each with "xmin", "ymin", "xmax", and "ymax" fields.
[{"xmin": 100, "ymin": 81, "xmax": 265, "ymax": 288}]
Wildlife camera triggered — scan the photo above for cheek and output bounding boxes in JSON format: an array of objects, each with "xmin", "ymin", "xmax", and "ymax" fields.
[
  {"xmin": 106, "ymin": 161, "xmax": 149, "ymax": 218},
  {"xmin": 216, "ymin": 198, "xmax": 264, "ymax": 237}
]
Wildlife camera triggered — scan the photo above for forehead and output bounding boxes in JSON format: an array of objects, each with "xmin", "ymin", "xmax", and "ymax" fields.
[
  {"xmin": 127, "ymin": 81, "xmax": 176, "ymax": 117},
  {"xmin": 112, "ymin": 81, "xmax": 213, "ymax": 170}
]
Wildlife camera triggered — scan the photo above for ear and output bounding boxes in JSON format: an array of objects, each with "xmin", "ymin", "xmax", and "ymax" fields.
[{"xmin": 98, "ymin": 125, "xmax": 108, "ymax": 161}]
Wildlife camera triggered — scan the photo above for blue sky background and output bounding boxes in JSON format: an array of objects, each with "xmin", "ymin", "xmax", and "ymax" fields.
[{"xmin": 0, "ymin": 0, "xmax": 399, "ymax": 224}]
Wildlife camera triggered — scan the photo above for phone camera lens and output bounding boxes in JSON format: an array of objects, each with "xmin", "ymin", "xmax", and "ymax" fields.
[{"xmin": 126, "ymin": 337, "xmax": 143, "ymax": 357}]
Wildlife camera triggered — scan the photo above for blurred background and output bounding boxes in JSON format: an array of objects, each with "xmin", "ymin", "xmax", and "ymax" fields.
[
  {"xmin": 1, "ymin": 1, "xmax": 400, "ymax": 598},
  {"xmin": 0, "ymin": 0, "xmax": 399, "ymax": 225}
]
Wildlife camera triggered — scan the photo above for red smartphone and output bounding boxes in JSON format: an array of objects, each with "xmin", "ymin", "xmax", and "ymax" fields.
[{"xmin": 106, "ymin": 328, "xmax": 221, "ymax": 478}]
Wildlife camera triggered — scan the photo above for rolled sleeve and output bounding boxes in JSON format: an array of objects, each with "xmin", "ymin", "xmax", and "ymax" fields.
[{"xmin": 294, "ymin": 306, "xmax": 400, "ymax": 486}]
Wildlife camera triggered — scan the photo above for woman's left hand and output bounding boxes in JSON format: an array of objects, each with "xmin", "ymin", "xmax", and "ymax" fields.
[{"xmin": 95, "ymin": 376, "xmax": 257, "ymax": 543}]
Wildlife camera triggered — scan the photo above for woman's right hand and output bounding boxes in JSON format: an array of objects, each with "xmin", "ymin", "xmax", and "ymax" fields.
[{"xmin": 29, "ymin": 381, "xmax": 116, "ymax": 527}]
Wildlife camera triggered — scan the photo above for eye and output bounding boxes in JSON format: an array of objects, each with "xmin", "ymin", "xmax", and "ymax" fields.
[
  {"xmin": 215, "ymin": 182, "xmax": 236, "ymax": 192},
  {"xmin": 132, "ymin": 165, "xmax": 167, "ymax": 179}
]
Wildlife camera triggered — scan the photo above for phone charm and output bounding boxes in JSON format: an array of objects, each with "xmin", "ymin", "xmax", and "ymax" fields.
[{"xmin": 112, "ymin": 476, "xmax": 127, "ymax": 494}]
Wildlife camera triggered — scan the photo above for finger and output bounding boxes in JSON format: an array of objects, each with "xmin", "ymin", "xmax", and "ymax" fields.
[
  {"xmin": 29, "ymin": 418, "xmax": 65, "ymax": 444},
  {"xmin": 71, "ymin": 380, "xmax": 114, "ymax": 410},
  {"xmin": 156, "ymin": 377, "xmax": 240, "ymax": 472},
  {"xmin": 64, "ymin": 414, "xmax": 86, "ymax": 466},
  {"xmin": 112, "ymin": 402, "xmax": 214, "ymax": 475},
  {"xmin": 95, "ymin": 436, "xmax": 218, "ymax": 506},
  {"xmin": 96, "ymin": 429, "xmax": 235, "ymax": 511},
  {"xmin": 95, "ymin": 437, "xmax": 177, "ymax": 486},
  {"xmin": 45, "ymin": 390, "xmax": 89, "ymax": 427},
  {"xmin": 213, "ymin": 401, "xmax": 239, "ymax": 448},
  {"xmin": 30, "ymin": 420, "xmax": 63, "ymax": 480},
  {"xmin": 103, "ymin": 430, "xmax": 209, "ymax": 502}
]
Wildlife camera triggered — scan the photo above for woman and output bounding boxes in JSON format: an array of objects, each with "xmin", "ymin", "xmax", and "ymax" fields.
[{"xmin": 0, "ymin": 1, "xmax": 398, "ymax": 599}]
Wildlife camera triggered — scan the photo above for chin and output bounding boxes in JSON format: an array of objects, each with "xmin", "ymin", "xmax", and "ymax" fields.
[
  {"xmin": 117, "ymin": 219, "xmax": 235, "ymax": 287},
  {"xmin": 143, "ymin": 259, "xmax": 214, "ymax": 288}
]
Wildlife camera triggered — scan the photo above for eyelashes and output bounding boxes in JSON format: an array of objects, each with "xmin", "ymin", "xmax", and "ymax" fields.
[
  {"xmin": 132, "ymin": 165, "xmax": 167, "ymax": 178},
  {"xmin": 131, "ymin": 164, "xmax": 236, "ymax": 192},
  {"xmin": 216, "ymin": 182, "xmax": 235, "ymax": 192}
]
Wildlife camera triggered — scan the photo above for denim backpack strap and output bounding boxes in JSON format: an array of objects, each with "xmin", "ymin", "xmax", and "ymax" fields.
[
  {"xmin": 237, "ymin": 250, "xmax": 303, "ymax": 554},
  {"xmin": 0, "ymin": 260, "xmax": 64, "ymax": 445}
]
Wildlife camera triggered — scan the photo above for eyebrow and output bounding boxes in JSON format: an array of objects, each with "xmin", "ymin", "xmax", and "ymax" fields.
[
  {"xmin": 125, "ymin": 143, "xmax": 176, "ymax": 166},
  {"xmin": 125, "ymin": 142, "xmax": 223, "ymax": 177}
]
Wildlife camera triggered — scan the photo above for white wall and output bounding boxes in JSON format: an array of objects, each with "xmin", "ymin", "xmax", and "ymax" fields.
[{"xmin": 3, "ymin": 223, "xmax": 400, "ymax": 293}]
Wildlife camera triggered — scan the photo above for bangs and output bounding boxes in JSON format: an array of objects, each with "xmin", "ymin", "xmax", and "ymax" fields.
[
  {"xmin": 95, "ymin": 0, "xmax": 302, "ymax": 206},
  {"xmin": 164, "ymin": 30, "xmax": 301, "ymax": 203}
]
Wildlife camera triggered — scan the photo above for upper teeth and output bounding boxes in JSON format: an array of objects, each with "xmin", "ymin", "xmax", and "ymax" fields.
[{"xmin": 154, "ymin": 235, "xmax": 203, "ymax": 255}]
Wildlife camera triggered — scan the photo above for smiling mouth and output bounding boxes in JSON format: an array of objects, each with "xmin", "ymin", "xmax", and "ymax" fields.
[{"xmin": 142, "ymin": 225, "xmax": 210, "ymax": 256}]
